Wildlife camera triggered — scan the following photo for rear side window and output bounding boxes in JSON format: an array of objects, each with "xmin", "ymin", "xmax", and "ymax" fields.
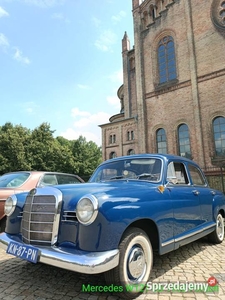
[
  {"xmin": 40, "ymin": 174, "xmax": 58, "ymax": 186},
  {"xmin": 56, "ymin": 174, "xmax": 81, "ymax": 184},
  {"xmin": 188, "ymin": 165, "xmax": 206, "ymax": 186}
]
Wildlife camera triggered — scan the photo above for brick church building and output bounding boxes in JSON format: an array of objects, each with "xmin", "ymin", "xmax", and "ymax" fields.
[{"xmin": 99, "ymin": 0, "xmax": 225, "ymax": 170}]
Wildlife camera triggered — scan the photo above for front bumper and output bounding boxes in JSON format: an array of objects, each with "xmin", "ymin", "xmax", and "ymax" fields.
[{"xmin": 0, "ymin": 232, "xmax": 119, "ymax": 274}]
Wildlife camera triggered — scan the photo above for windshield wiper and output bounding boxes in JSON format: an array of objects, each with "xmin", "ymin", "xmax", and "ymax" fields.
[
  {"xmin": 137, "ymin": 173, "xmax": 154, "ymax": 180},
  {"xmin": 109, "ymin": 175, "xmax": 124, "ymax": 180}
]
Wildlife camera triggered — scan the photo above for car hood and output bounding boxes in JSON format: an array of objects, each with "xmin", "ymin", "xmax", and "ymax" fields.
[{"xmin": 55, "ymin": 180, "xmax": 161, "ymax": 210}]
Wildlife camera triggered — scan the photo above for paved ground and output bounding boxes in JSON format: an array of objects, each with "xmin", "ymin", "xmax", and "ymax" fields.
[{"xmin": 0, "ymin": 238, "xmax": 225, "ymax": 300}]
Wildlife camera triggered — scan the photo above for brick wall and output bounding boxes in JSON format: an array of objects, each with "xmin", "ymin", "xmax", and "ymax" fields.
[{"xmin": 100, "ymin": 0, "xmax": 225, "ymax": 167}]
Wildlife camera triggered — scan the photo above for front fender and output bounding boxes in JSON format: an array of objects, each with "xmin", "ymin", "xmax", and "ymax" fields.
[{"xmin": 77, "ymin": 188, "xmax": 173, "ymax": 252}]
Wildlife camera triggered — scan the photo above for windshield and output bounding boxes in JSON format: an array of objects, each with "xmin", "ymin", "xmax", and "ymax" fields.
[
  {"xmin": 0, "ymin": 173, "xmax": 30, "ymax": 188},
  {"xmin": 90, "ymin": 158, "xmax": 162, "ymax": 183}
]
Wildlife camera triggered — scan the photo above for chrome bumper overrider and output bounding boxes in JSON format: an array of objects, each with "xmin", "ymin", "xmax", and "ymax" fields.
[{"xmin": 0, "ymin": 233, "xmax": 119, "ymax": 274}]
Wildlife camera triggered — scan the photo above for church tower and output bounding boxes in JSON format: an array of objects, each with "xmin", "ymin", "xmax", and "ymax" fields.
[{"xmin": 100, "ymin": 0, "xmax": 225, "ymax": 170}]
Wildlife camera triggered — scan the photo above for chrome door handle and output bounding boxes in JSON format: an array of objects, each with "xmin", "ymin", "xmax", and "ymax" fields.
[{"xmin": 193, "ymin": 190, "xmax": 200, "ymax": 195}]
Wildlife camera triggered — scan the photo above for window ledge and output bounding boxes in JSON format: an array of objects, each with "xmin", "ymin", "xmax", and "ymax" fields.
[{"xmin": 155, "ymin": 79, "xmax": 179, "ymax": 91}]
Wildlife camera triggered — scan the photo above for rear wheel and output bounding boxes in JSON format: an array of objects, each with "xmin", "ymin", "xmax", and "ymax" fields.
[
  {"xmin": 104, "ymin": 227, "xmax": 153, "ymax": 299},
  {"xmin": 208, "ymin": 213, "xmax": 224, "ymax": 243}
]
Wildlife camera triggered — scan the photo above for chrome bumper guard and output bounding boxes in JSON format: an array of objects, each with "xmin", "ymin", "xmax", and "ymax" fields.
[{"xmin": 0, "ymin": 232, "xmax": 119, "ymax": 274}]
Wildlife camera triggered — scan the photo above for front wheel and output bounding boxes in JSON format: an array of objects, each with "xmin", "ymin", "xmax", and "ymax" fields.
[
  {"xmin": 104, "ymin": 227, "xmax": 153, "ymax": 299},
  {"xmin": 208, "ymin": 213, "xmax": 224, "ymax": 243},
  {"xmin": 0, "ymin": 217, "xmax": 6, "ymax": 233}
]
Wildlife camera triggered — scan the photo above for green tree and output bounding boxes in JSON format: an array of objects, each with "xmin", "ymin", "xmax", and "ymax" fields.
[
  {"xmin": 28, "ymin": 123, "xmax": 60, "ymax": 171},
  {"xmin": 0, "ymin": 122, "xmax": 102, "ymax": 178},
  {"xmin": 0, "ymin": 122, "xmax": 31, "ymax": 173},
  {"xmin": 71, "ymin": 136, "xmax": 102, "ymax": 180}
]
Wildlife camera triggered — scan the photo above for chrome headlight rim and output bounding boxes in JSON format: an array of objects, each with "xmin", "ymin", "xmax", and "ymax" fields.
[
  {"xmin": 76, "ymin": 194, "xmax": 98, "ymax": 226},
  {"xmin": 4, "ymin": 194, "xmax": 17, "ymax": 216}
]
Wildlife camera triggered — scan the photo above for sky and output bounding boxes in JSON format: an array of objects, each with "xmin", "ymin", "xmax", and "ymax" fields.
[{"xmin": 0, "ymin": 0, "xmax": 134, "ymax": 146}]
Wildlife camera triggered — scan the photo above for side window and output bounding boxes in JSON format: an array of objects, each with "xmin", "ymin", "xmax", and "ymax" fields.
[
  {"xmin": 188, "ymin": 165, "xmax": 206, "ymax": 186},
  {"xmin": 40, "ymin": 174, "xmax": 58, "ymax": 186},
  {"xmin": 167, "ymin": 162, "xmax": 189, "ymax": 184},
  {"xmin": 56, "ymin": 175, "xmax": 81, "ymax": 184}
]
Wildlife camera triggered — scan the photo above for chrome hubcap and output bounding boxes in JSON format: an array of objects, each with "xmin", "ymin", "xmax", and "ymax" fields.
[
  {"xmin": 217, "ymin": 215, "xmax": 224, "ymax": 240},
  {"xmin": 127, "ymin": 246, "xmax": 146, "ymax": 282}
]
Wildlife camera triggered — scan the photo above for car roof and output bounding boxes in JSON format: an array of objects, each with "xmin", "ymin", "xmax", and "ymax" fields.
[
  {"xmin": 1, "ymin": 171, "xmax": 81, "ymax": 176},
  {"xmin": 100, "ymin": 153, "xmax": 199, "ymax": 166}
]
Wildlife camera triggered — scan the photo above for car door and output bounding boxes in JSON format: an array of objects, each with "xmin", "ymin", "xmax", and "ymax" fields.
[
  {"xmin": 166, "ymin": 161, "xmax": 203, "ymax": 241},
  {"xmin": 187, "ymin": 164, "xmax": 214, "ymax": 224}
]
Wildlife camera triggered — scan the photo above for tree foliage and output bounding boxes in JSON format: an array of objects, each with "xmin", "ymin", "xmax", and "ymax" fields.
[{"xmin": 0, "ymin": 122, "xmax": 102, "ymax": 180}]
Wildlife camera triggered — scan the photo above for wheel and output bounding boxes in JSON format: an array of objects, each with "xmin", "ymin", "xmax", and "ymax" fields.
[
  {"xmin": 208, "ymin": 213, "xmax": 224, "ymax": 243},
  {"xmin": 0, "ymin": 217, "xmax": 6, "ymax": 233},
  {"xmin": 104, "ymin": 227, "xmax": 153, "ymax": 299}
]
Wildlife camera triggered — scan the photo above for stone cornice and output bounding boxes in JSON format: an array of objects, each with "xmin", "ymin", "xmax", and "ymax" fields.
[{"xmin": 198, "ymin": 68, "xmax": 225, "ymax": 83}]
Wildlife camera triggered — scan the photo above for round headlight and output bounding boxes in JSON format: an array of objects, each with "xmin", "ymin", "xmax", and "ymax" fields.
[
  {"xmin": 76, "ymin": 195, "xmax": 98, "ymax": 225},
  {"xmin": 4, "ymin": 194, "xmax": 17, "ymax": 216}
]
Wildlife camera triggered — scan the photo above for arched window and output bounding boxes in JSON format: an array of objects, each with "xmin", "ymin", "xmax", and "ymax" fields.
[
  {"xmin": 127, "ymin": 149, "xmax": 135, "ymax": 155},
  {"xmin": 156, "ymin": 128, "xmax": 167, "ymax": 154},
  {"xmin": 213, "ymin": 116, "xmax": 225, "ymax": 156},
  {"xmin": 109, "ymin": 134, "xmax": 116, "ymax": 144},
  {"xmin": 158, "ymin": 36, "xmax": 177, "ymax": 84},
  {"xmin": 178, "ymin": 124, "xmax": 191, "ymax": 159},
  {"xmin": 127, "ymin": 130, "xmax": 134, "ymax": 141},
  {"xmin": 109, "ymin": 152, "xmax": 116, "ymax": 159}
]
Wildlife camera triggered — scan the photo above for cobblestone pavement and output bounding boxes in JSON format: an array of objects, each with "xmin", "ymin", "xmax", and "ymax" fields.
[{"xmin": 0, "ymin": 238, "xmax": 225, "ymax": 300}]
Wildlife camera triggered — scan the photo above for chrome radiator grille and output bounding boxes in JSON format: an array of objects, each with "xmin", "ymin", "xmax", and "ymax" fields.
[{"xmin": 21, "ymin": 193, "xmax": 59, "ymax": 246}]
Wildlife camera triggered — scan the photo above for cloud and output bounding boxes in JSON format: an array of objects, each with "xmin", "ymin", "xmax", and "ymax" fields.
[
  {"xmin": 20, "ymin": 101, "xmax": 39, "ymax": 114},
  {"xmin": 13, "ymin": 47, "xmax": 31, "ymax": 64},
  {"xmin": 71, "ymin": 107, "xmax": 90, "ymax": 118},
  {"xmin": 0, "ymin": 6, "xmax": 9, "ymax": 18},
  {"xmin": 94, "ymin": 29, "xmax": 117, "ymax": 52},
  {"xmin": 111, "ymin": 11, "xmax": 126, "ymax": 23},
  {"xmin": 61, "ymin": 127, "xmax": 102, "ymax": 145},
  {"xmin": 92, "ymin": 17, "xmax": 101, "ymax": 28},
  {"xmin": 51, "ymin": 12, "xmax": 69, "ymax": 23},
  {"xmin": 0, "ymin": 33, "xmax": 9, "ymax": 51},
  {"xmin": 0, "ymin": 35, "xmax": 30, "ymax": 64},
  {"xmin": 61, "ymin": 108, "xmax": 111, "ymax": 145},
  {"xmin": 106, "ymin": 95, "xmax": 120, "ymax": 109}
]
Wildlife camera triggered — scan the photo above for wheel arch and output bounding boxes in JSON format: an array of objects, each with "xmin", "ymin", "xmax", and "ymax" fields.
[
  {"xmin": 218, "ymin": 208, "xmax": 225, "ymax": 218},
  {"xmin": 119, "ymin": 218, "xmax": 159, "ymax": 252}
]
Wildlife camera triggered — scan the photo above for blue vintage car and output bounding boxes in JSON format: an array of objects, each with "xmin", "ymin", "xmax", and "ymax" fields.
[{"xmin": 0, "ymin": 154, "xmax": 224, "ymax": 298}]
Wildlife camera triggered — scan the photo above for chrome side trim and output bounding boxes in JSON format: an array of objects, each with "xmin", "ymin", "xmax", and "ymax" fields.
[
  {"xmin": 0, "ymin": 232, "xmax": 119, "ymax": 274},
  {"xmin": 174, "ymin": 223, "xmax": 215, "ymax": 243},
  {"xmin": 161, "ymin": 223, "xmax": 216, "ymax": 247},
  {"xmin": 161, "ymin": 239, "xmax": 174, "ymax": 247}
]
